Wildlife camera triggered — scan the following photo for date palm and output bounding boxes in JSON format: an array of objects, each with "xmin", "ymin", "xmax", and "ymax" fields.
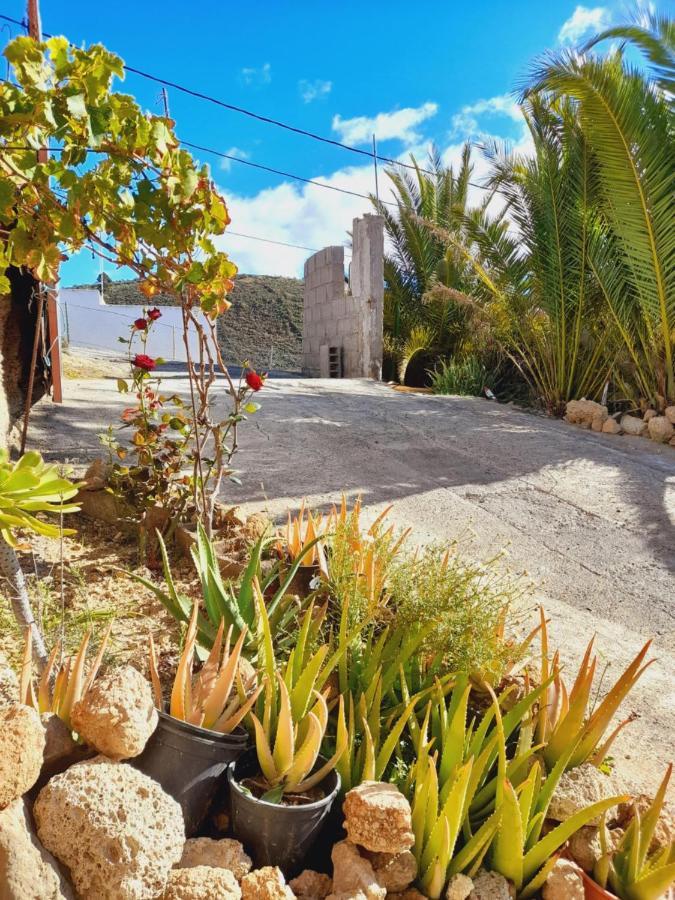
[
  {"xmin": 526, "ymin": 32, "xmax": 675, "ymax": 404},
  {"xmin": 372, "ymin": 144, "xmax": 483, "ymax": 382}
]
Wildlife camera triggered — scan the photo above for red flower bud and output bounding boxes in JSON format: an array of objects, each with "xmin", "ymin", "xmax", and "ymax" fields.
[
  {"xmin": 133, "ymin": 353, "xmax": 157, "ymax": 372},
  {"xmin": 133, "ymin": 318, "xmax": 147, "ymax": 330},
  {"xmin": 245, "ymin": 370, "xmax": 265, "ymax": 391},
  {"xmin": 147, "ymin": 307, "xmax": 162, "ymax": 321}
]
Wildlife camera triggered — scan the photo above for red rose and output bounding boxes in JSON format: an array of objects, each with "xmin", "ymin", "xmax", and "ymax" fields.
[
  {"xmin": 245, "ymin": 370, "xmax": 265, "ymax": 391},
  {"xmin": 147, "ymin": 307, "xmax": 162, "ymax": 321},
  {"xmin": 133, "ymin": 353, "xmax": 157, "ymax": 371},
  {"xmin": 133, "ymin": 318, "xmax": 147, "ymax": 330}
]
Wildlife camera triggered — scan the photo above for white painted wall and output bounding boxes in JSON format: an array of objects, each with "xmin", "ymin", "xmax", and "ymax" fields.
[{"xmin": 57, "ymin": 288, "xmax": 201, "ymax": 362}]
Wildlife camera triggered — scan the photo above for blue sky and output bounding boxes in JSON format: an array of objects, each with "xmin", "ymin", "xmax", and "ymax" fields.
[{"xmin": 3, "ymin": 0, "xmax": 665, "ymax": 282}]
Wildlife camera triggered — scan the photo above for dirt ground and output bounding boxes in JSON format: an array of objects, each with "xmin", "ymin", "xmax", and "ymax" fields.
[{"xmin": 25, "ymin": 354, "xmax": 675, "ymax": 795}]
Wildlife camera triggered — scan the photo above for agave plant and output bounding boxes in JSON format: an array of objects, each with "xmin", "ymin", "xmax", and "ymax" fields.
[
  {"xmin": 594, "ymin": 765, "xmax": 675, "ymax": 900},
  {"xmin": 148, "ymin": 600, "xmax": 261, "ymax": 733},
  {"xmin": 0, "ymin": 450, "xmax": 80, "ymax": 665},
  {"xmin": 21, "ymin": 624, "xmax": 111, "ymax": 730},
  {"xmin": 534, "ymin": 609, "xmax": 653, "ymax": 771}
]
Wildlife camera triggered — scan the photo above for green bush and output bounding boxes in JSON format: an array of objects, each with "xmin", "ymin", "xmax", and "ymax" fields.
[{"xmin": 429, "ymin": 355, "xmax": 495, "ymax": 397}]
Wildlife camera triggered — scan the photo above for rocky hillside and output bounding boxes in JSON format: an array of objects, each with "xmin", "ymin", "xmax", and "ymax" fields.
[{"xmin": 70, "ymin": 274, "xmax": 304, "ymax": 372}]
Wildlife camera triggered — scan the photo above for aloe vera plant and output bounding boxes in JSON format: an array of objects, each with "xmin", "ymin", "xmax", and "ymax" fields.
[
  {"xmin": 594, "ymin": 765, "xmax": 675, "ymax": 900},
  {"xmin": 131, "ymin": 525, "xmax": 321, "ymax": 655},
  {"xmin": 535, "ymin": 609, "xmax": 653, "ymax": 770},
  {"xmin": 148, "ymin": 600, "xmax": 261, "ymax": 733},
  {"xmin": 21, "ymin": 624, "xmax": 112, "ymax": 730},
  {"xmin": 487, "ymin": 692, "xmax": 628, "ymax": 898},
  {"xmin": 276, "ymin": 499, "xmax": 330, "ymax": 576}
]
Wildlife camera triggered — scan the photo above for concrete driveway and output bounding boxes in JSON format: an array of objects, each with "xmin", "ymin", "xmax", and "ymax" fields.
[{"xmin": 30, "ymin": 368, "xmax": 675, "ymax": 793}]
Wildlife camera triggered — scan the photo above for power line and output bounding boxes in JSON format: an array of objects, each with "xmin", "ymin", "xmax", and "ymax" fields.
[{"xmin": 0, "ymin": 12, "xmax": 494, "ymax": 192}]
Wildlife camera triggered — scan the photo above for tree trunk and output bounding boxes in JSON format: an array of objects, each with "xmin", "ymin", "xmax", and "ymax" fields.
[{"xmin": 0, "ymin": 532, "xmax": 48, "ymax": 667}]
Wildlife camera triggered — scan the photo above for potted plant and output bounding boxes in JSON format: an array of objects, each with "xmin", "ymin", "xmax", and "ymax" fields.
[
  {"xmin": 134, "ymin": 601, "xmax": 260, "ymax": 835},
  {"xmin": 227, "ymin": 667, "xmax": 346, "ymax": 873}
]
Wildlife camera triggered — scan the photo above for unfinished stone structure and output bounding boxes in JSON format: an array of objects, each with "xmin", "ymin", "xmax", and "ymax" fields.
[{"xmin": 302, "ymin": 214, "xmax": 384, "ymax": 379}]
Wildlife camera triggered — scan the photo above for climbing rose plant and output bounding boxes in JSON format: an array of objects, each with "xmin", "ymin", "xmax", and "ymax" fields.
[{"xmin": 0, "ymin": 35, "xmax": 261, "ymax": 534}]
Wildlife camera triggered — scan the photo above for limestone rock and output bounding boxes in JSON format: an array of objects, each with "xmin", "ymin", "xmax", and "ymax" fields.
[
  {"xmin": 331, "ymin": 841, "xmax": 385, "ymax": 900},
  {"xmin": 567, "ymin": 826, "xmax": 602, "ymax": 872},
  {"xmin": 647, "ymin": 415, "xmax": 674, "ymax": 444},
  {"xmin": 446, "ymin": 874, "xmax": 473, "ymax": 900},
  {"xmin": 179, "ymin": 838, "xmax": 252, "ymax": 880},
  {"xmin": 289, "ymin": 871, "xmax": 332, "ymax": 900},
  {"xmin": 70, "ymin": 665, "xmax": 158, "ymax": 760},
  {"xmin": 366, "ymin": 850, "xmax": 417, "ymax": 892},
  {"xmin": 542, "ymin": 859, "xmax": 584, "ymax": 900},
  {"xmin": 565, "ymin": 400, "xmax": 608, "ymax": 430},
  {"xmin": 643, "ymin": 409, "xmax": 657, "ymax": 422},
  {"xmin": 0, "ymin": 652, "xmax": 18, "ymax": 711},
  {"xmin": 548, "ymin": 764, "xmax": 618, "ymax": 826},
  {"xmin": 0, "ymin": 704, "xmax": 45, "ymax": 809},
  {"xmin": 620, "ymin": 414, "xmax": 648, "ymax": 437},
  {"xmin": 164, "ymin": 866, "xmax": 241, "ymax": 900},
  {"xmin": 81, "ymin": 458, "xmax": 112, "ymax": 491},
  {"xmin": 0, "ymin": 798, "xmax": 73, "ymax": 899},
  {"xmin": 665, "ymin": 406, "xmax": 675, "ymax": 425},
  {"xmin": 468, "ymin": 870, "xmax": 515, "ymax": 900},
  {"xmin": 616, "ymin": 795, "xmax": 673, "ymax": 853},
  {"xmin": 602, "ymin": 417, "xmax": 622, "ymax": 435},
  {"xmin": 34, "ymin": 756, "xmax": 184, "ymax": 900},
  {"xmin": 343, "ymin": 782, "xmax": 414, "ymax": 854},
  {"xmin": 241, "ymin": 867, "xmax": 295, "ymax": 900}
]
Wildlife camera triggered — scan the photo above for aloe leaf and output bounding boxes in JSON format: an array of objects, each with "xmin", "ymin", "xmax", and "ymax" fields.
[{"xmin": 523, "ymin": 794, "xmax": 629, "ymax": 883}]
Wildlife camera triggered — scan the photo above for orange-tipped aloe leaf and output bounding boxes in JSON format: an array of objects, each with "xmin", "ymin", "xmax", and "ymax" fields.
[
  {"xmin": 201, "ymin": 625, "xmax": 247, "ymax": 729},
  {"xmin": 272, "ymin": 673, "xmax": 295, "ymax": 776},
  {"xmin": 251, "ymin": 711, "xmax": 278, "ymax": 784},
  {"xmin": 214, "ymin": 683, "xmax": 263, "ymax": 734},
  {"xmin": 170, "ymin": 602, "xmax": 199, "ymax": 720},
  {"xmin": 283, "ymin": 711, "xmax": 322, "ymax": 791},
  {"xmin": 61, "ymin": 631, "xmax": 91, "ymax": 724},
  {"xmin": 38, "ymin": 643, "xmax": 60, "ymax": 713}
]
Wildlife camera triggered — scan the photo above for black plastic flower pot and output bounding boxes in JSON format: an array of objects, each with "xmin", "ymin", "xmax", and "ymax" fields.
[
  {"xmin": 227, "ymin": 748, "xmax": 341, "ymax": 875},
  {"xmin": 132, "ymin": 710, "xmax": 249, "ymax": 836}
]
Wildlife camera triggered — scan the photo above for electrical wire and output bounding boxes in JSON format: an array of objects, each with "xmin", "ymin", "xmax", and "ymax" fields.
[{"xmin": 0, "ymin": 11, "xmax": 495, "ymax": 190}]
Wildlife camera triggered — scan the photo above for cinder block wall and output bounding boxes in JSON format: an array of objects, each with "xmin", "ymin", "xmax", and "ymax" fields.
[
  {"xmin": 302, "ymin": 215, "xmax": 384, "ymax": 378},
  {"xmin": 302, "ymin": 246, "xmax": 357, "ymax": 376}
]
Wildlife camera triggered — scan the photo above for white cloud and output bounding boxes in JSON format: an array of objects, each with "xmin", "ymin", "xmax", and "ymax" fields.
[
  {"xmin": 240, "ymin": 63, "xmax": 272, "ymax": 86},
  {"xmin": 451, "ymin": 94, "xmax": 522, "ymax": 138},
  {"xmin": 331, "ymin": 102, "xmax": 438, "ymax": 146},
  {"xmin": 558, "ymin": 6, "xmax": 611, "ymax": 44},
  {"xmin": 219, "ymin": 147, "xmax": 250, "ymax": 173},
  {"xmin": 211, "ymin": 100, "xmax": 534, "ymax": 278},
  {"xmin": 299, "ymin": 79, "xmax": 332, "ymax": 103}
]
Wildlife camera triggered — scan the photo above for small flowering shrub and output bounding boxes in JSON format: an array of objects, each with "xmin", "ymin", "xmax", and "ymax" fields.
[{"xmin": 101, "ymin": 308, "xmax": 267, "ymax": 538}]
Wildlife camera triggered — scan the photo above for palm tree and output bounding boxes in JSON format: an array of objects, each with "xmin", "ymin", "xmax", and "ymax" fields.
[
  {"xmin": 372, "ymin": 144, "xmax": 485, "ymax": 383},
  {"xmin": 526, "ymin": 31, "xmax": 675, "ymax": 404},
  {"xmin": 439, "ymin": 97, "xmax": 611, "ymax": 414}
]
